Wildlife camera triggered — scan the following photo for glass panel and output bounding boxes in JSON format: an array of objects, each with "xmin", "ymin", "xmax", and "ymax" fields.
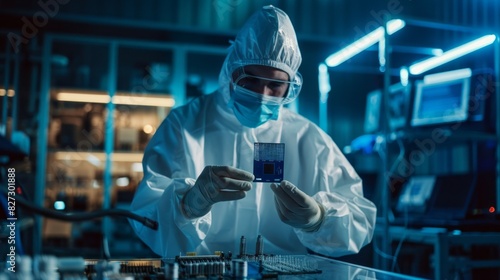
[
  {"xmin": 44, "ymin": 40, "xmax": 174, "ymax": 257},
  {"xmin": 51, "ymin": 42, "xmax": 109, "ymax": 91},
  {"xmin": 186, "ymin": 52, "xmax": 226, "ymax": 99},
  {"xmin": 43, "ymin": 38, "xmax": 227, "ymax": 257},
  {"xmin": 117, "ymin": 47, "xmax": 173, "ymax": 93}
]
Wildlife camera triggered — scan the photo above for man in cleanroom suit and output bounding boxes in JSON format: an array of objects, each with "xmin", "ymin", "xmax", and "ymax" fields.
[{"xmin": 129, "ymin": 5, "xmax": 376, "ymax": 258}]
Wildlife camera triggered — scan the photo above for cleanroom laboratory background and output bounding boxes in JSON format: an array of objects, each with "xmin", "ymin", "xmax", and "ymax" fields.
[{"xmin": 1, "ymin": 1, "xmax": 500, "ymax": 279}]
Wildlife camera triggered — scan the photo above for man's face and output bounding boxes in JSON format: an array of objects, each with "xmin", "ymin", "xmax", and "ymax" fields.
[{"xmin": 232, "ymin": 65, "xmax": 290, "ymax": 98}]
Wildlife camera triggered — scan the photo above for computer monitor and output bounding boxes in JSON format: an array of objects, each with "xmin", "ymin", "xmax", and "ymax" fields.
[
  {"xmin": 411, "ymin": 68, "xmax": 471, "ymax": 127},
  {"xmin": 396, "ymin": 176, "xmax": 436, "ymax": 214},
  {"xmin": 364, "ymin": 89, "xmax": 382, "ymax": 134},
  {"xmin": 364, "ymin": 83, "xmax": 411, "ymax": 133},
  {"xmin": 387, "ymin": 83, "xmax": 411, "ymax": 131}
]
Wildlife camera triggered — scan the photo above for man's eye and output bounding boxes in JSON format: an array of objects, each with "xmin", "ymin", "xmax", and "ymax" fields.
[
  {"xmin": 240, "ymin": 77, "xmax": 258, "ymax": 87},
  {"xmin": 247, "ymin": 77, "xmax": 259, "ymax": 83},
  {"xmin": 269, "ymin": 82, "xmax": 286, "ymax": 89}
]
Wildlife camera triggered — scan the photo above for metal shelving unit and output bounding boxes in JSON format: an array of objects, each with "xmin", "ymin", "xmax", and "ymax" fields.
[
  {"xmin": 374, "ymin": 17, "xmax": 500, "ymax": 277},
  {"xmin": 33, "ymin": 33, "xmax": 228, "ymax": 256},
  {"xmin": 317, "ymin": 13, "xmax": 500, "ymax": 276}
]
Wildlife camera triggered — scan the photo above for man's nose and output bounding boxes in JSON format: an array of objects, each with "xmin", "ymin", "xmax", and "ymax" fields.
[{"xmin": 254, "ymin": 83, "xmax": 274, "ymax": 96}]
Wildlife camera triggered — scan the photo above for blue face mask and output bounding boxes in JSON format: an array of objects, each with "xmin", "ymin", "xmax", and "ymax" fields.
[{"xmin": 228, "ymin": 85, "xmax": 283, "ymax": 128}]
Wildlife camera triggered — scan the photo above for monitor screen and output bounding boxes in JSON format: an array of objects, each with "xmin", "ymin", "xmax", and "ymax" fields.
[
  {"xmin": 396, "ymin": 176, "xmax": 436, "ymax": 214},
  {"xmin": 363, "ymin": 83, "xmax": 411, "ymax": 134},
  {"xmin": 411, "ymin": 71, "xmax": 471, "ymax": 127},
  {"xmin": 387, "ymin": 83, "xmax": 411, "ymax": 131},
  {"xmin": 364, "ymin": 89, "xmax": 382, "ymax": 134}
]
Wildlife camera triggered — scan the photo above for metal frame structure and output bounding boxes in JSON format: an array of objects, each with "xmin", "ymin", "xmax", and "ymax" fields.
[
  {"xmin": 374, "ymin": 225, "xmax": 500, "ymax": 279},
  {"xmin": 376, "ymin": 17, "xmax": 500, "ymax": 273},
  {"xmin": 1, "ymin": 31, "xmax": 22, "ymax": 138},
  {"xmin": 319, "ymin": 15, "xmax": 499, "ymax": 274}
]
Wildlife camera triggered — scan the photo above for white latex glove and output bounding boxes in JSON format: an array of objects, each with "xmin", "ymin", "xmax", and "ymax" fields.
[
  {"xmin": 270, "ymin": 180, "xmax": 325, "ymax": 232},
  {"xmin": 181, "ymin": 166, "xmax": 255, "ymax": 219}
]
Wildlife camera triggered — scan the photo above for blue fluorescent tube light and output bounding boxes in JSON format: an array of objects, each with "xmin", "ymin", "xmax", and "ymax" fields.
[
  {"xmin": 400, "ymin": 67, "xmax": 409, "ymax": 86},
  {"xmin": 318, "ymin": 63, "xmax": 331, "ymax": 102},
  {"xmin": 325, "ymin": 19, "xmax": 405, "ymax": 67},
  {"xmin": 423, "ymin": 68, "xmax": 472, "ymax": 84},
  {"xmin": 409, "ymin": 34, "xmax": 497, "ymax": 75}
]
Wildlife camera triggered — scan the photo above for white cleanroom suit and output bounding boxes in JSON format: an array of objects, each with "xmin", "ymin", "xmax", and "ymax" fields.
[{"xmin": 130, "ymin": 5, "xmax": 377, "ymax": 258}]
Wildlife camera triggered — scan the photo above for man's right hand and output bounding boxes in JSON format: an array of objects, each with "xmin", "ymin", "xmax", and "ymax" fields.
[{"xmin": 181, "ymin": 166, "xmax": 255, "ymax": 219}]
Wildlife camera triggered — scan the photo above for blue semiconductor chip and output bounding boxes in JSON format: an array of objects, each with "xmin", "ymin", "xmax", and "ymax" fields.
[{"xmin": 253, "ymin": 143, "xmax": 285, "ymax": 182}]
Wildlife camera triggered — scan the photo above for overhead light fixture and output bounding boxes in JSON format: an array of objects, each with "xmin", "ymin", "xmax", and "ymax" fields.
[
  {"xmin": 55, "ymin": 90, "xmax": 175, "ymax": 107},
  {"xmin": 112, "ymin": 95, "xmax": 175, "ymax": 107},
  {"xmin": 318, "ymin": 63, "xmax": 331, "ymax": 132},
  {"xmin": 325, "ymin": 19, "xmax": 406, "ymax": 67},
  {"xmin": 431, "ymin": 48, "xmax": 444, "ymax": 56},
  {"xmin": 409, "ymin": 34, "xmax": 497, "ymax": 75},
  {"xmin": 57, "ymin": 92, "xmax": 110, "ymax": 103},
  {"xmin": 423, "ymin": 68, "xmax": 472, "ymax": 84},
  {"xmin": 54, "ymin": 151, "xmax": 144, "ymax": 163},
  {"xmin": 318, "ymin": 63, "xmax": 331, "ymax": 103},
  {"xmin": 378, "ymin": 37, "xmax": 386, "ymax": 68},
  {"xmin": 400, "ymin": 67, "xmax": 409, "ymax": 86}
]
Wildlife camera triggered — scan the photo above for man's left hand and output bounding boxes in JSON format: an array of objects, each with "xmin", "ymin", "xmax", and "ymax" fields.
[{"xmin": 270, "ymin": 180, "xmax": 325, "ymax": 232}]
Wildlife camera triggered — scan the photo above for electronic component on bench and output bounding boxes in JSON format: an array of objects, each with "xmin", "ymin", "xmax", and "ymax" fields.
[
  {"xmin": 239, "ymin": 235, "xmax": 247, "ymax": 259},
  {"xmin": 9, "ymin": 234, "xmax": 323, "ymax": 279},
  {"xmin": 255, "ymin": 234, "xmax": 264, "ymax": 257}
]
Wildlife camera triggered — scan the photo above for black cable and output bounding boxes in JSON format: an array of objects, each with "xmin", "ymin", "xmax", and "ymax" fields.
[{"xmin": 1, "ymin": 188, "xmax": 158, "ymax": 230}]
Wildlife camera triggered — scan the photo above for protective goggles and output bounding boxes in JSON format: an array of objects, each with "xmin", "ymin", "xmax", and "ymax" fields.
[{"xmin": 232, "ymin": 71, "xmax": 302, "ymax": 104}]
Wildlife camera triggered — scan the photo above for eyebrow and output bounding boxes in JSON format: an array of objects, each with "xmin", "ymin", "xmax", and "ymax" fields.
[{"xmin": 245, "ymin": 72, "xmax": 289, "ymax": 82}]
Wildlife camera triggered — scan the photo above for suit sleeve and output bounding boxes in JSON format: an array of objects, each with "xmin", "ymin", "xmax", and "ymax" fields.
[
  {"xmin": 294, "ymin": 135, "xmax": 377, "ymax": 257},
  {"xmin": 128, "ymin": 114, "xmax": 211, "ymax": 257}
]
